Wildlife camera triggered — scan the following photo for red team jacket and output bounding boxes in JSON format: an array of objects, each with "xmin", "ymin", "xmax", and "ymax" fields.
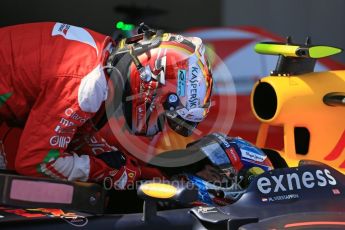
[{"xmin": 0, "ymin": 22, "xmax": 130, "ymax": 183}]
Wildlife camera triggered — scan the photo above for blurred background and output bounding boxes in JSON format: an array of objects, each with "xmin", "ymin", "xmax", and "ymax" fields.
[
  {"xmin": 1, "ymin": 0, "xmax": 345, "ymax": 164},
  {"xmin": 1, "ymin": 0, "xmax": 345, "ymax": 62}
]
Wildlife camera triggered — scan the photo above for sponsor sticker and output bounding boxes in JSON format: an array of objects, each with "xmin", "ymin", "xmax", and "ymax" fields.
[
  {"xmin": 127, "ymin": 168, "xmax": 136, "ymax": 179},
  {"xmin": 61, "ymin": 24, "xmax": 70, "ymax": 35},
  {"xmin": 212, "ymin": 133, "xmax": 243, "ymax": 171},
  {"xmin": 59, "ymin": 118, "xmax": 75, "ymax": 127},
  {"xmin": 225, "ymin": 147, "xmax": 243, "ymax": 171},
  {"xmin": 65, "ymin": 108, "xmax": 87, "ymax": 124},
  {"xmin": 87, "ymin": 136, "xmax": 109, "ymax": 155},
  {"xmin": 52, "ymin": 22, "xmax": 98, "ymax": 55},
  {"xmin": 50, "ymin": 136, "xmax": 71, "ymax": 148},
  {"xmin": 241, "ymin": 148, "xmax": 266, "ymax": 162},
  {"xmin": 188, "ymin": 66, "xmax": 200, "ymax": 109},
  {"xmin": 177, "ymin": 69, "xmax": 186, "ymax": 97},
  {"xmin": 196, "ymin": 206, "xmax": 218, "ymax": 214},
  {"xmin": 256, "ymin": 169, "xmax": 337, "ymax": 195},
  {"xmin": 262, "ymin": 194, "xmax": 300, "ymax": 203}
]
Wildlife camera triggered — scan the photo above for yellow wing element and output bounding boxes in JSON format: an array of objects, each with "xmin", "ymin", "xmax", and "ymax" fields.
[
  {"xmin": 251, "ymin": 40, "xmax": 345, "ymax": 172},
  {"xmin": 255, "ymin": 43, "xmax": 300, "ymax": 57},
  {"xmin": 254, "ymin": 42, "xmax": 342, "ymax": 58}
]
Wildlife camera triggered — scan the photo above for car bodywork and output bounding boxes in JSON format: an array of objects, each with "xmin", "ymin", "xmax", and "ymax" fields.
[{"xmin": 1, "ymin": 161, "xmax": 345, "ymax": 230}]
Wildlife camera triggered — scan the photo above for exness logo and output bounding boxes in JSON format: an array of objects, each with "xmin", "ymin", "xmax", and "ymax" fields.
[{"xmin": 257, "ymin": 169, "xmax": 337, "ymax": 194}]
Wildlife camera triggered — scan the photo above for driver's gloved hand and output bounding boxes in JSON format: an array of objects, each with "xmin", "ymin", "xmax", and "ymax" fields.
[{"xmin": 97, "ymin": 151, "xmax": 141, "ymax": 190}]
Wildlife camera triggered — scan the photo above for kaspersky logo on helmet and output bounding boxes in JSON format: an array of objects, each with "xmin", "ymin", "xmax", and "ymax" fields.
[
  {"xmin": 257, "ymin": 168, "xmax": 337, "ymax": 194},
  {"xmin": 175, "ymin": 59, "xmax": 209, "ymax": 123},
  {"xmin": 176, "ymin": 63, "xmax": 207, "ymax": 122},
  {"xmin": 188, "ymin": 66, "xmax": 203, "ymax": 109}
]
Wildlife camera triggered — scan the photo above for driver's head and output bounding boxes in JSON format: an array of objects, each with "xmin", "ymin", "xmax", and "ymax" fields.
[
  {"xmin": 107, "ymin": 31, "xmax": 213, "ymax": 137},
  {"xmin": 176, "ymin": 133, "xmax": 273, "ymax": 206}
]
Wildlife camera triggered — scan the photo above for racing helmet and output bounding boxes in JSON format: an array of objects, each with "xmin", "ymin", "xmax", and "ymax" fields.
[
  {"xmin": 106, "ymin": 27, "xmax": 213, "ymax": 137},
  {"xmin": 177, "ymin": 133, "xmax": 273, "ymax": 206}
]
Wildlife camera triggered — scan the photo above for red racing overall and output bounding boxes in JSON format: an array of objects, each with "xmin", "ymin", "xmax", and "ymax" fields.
[{"xmin": 0, "ymin": 22, "xmax": 142, "ymax": 187}]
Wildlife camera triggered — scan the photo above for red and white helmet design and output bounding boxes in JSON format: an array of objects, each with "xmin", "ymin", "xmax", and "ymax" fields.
[{"xmin": 124, "ymin": 33, "xmax": 213, "ymax": 137}]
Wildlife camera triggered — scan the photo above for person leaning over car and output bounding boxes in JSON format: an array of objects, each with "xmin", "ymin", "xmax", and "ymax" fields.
[{"xmin": 0, "ymin": 22, "xmax": 213, "ymax": 189}]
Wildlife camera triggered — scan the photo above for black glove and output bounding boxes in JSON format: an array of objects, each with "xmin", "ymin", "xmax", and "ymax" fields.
[{"xmin": 96, "ymin": 151, "xmax": 126, "ymax": 169}]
